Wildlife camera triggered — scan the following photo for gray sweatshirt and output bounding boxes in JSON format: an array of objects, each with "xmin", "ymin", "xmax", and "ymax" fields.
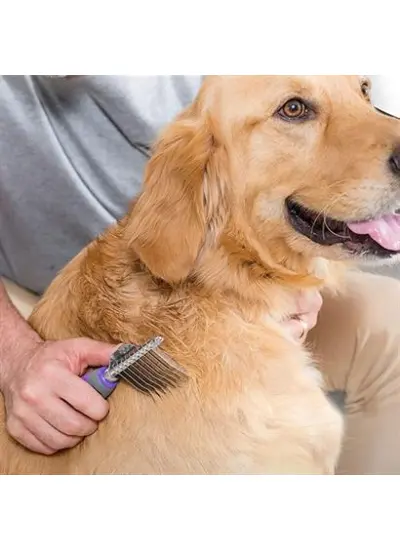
[{"xmin": 0, "ymin": 75, "xmax": 202, "ymax": 294}]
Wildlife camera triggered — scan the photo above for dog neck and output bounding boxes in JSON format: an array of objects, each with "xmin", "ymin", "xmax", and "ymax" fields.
[
  {"xmin": 192, "ymin": 222, "xmax": 326, "ymax": 303},
  {"xmin": 119, "ymin": 212, "xmax": 336, "ymax": 315}
]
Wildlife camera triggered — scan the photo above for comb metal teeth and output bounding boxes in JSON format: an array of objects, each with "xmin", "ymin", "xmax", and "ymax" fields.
[
  {"xmin": 107, "ymin": 337, "xmax": 164, "ymax": 379},
  {"xmin": 106, "ymin": 338, "xmax": 188, "ymax": 397}
]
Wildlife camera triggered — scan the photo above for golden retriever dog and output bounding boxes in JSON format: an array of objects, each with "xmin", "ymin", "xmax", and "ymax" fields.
[{"xmin": 1, "ymin": 75, "xmax": 400, "ymax": 474}]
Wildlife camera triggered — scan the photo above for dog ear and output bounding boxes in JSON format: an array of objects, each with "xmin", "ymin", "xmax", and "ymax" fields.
[{"xmin": 125, "ymin": 103, "xmax": 227, "ymax": 284}]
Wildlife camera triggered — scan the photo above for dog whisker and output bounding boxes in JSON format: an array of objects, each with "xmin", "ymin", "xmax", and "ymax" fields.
[{"xmin": 313, "ymin": 193, "xmax": 352, "ymax": 241}]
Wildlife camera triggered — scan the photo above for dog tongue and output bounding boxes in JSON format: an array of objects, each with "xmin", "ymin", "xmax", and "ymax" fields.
[{"xmin": 348, "ymin": 213, "xmax": 400, "ymax": 251}]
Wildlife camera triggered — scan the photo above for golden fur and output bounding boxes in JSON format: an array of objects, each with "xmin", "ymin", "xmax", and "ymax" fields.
[{"xmin": 1, "ymin": 75, "xmax": 400, "ymax": 474}]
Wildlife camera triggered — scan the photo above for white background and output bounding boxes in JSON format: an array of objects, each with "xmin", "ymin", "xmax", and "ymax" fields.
[{"xmin": 1, "ymin": 1, "xmax": 400, "ymax": 548}]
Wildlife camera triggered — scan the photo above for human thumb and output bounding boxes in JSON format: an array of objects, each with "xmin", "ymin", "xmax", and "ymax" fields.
[{"xmin": 70, "ymin": 338, "xmax": 119, "ymax": 372}]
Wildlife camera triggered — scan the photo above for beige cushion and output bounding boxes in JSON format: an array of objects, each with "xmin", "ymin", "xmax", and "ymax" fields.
[{"xmin": 2, "ymin": 277, "xmax": 39, "ymax": 320}]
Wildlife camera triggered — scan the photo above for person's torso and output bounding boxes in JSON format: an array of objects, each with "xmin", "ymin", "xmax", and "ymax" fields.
[{"xmin": 0, "ymin": 75, "xmax": 202, "ymax": 293}]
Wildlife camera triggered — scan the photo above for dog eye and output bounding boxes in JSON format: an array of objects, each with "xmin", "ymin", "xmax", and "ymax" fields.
[
  {"xmin": 278, "ymin": 99, "xmax": 310, "ymax": 121},
  {"xmin": 361, "ymin": 81, "xmax": 370, "ymax": 100}
]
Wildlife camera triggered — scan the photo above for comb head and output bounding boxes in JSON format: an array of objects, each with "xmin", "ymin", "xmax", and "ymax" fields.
[{"xmin": 109, "ymin": 339, "xmax": 189, "ymax": 398}]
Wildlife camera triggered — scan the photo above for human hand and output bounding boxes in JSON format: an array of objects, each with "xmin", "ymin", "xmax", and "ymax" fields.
[
  {"xmin": 281, "ymin": 290, "xmax": 323, "ymax": 342},
  {"xmin": 0, "ymin": 337, "xmax": 116, "ymax": 455}
]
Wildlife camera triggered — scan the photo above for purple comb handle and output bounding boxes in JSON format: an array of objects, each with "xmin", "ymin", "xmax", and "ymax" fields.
[{"xmin": 82, "ymin": 366, "xmax": 119, "ymax": 399}]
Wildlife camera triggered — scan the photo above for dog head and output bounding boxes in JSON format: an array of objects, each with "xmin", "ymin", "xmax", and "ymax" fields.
[{"xmin": 126, "ymin": 76, "xmax": 400, "ymax": 289}]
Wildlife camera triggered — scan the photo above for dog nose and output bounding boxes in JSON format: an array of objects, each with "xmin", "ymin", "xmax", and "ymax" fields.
[{"xmin": 389, "ymin": 146, "xmax": 400, "ymax": 176}]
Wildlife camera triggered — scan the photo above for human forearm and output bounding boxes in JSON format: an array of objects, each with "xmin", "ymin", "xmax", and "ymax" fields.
[{"xmin": 0, "ymin": 280, "xmax": 41, "ymax": 390}]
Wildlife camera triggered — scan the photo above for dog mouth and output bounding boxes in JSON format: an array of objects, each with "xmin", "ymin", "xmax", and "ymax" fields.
[{"xmin": 285, "ymin": 197, "xmax": 400, "ymax": 258}]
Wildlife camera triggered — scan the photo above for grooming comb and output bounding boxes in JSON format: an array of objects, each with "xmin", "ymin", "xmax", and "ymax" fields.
[{"xmin": 82, "ymin": 337, "xmax": 188, "ymax": 399}]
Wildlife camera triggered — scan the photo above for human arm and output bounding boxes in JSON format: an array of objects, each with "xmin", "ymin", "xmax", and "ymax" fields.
[{"xmin": 0, "ymin": 280, "xmax": 115, "ymax": 455}]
